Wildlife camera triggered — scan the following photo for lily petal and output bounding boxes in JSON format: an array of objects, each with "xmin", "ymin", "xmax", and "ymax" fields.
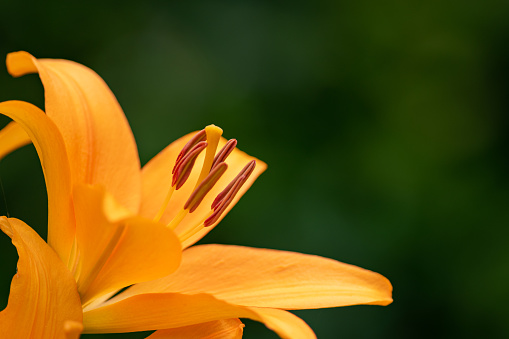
[
  {"xmin": 83, "ymin": 292, "xmax": 315, "ymax": 339},
  {"xmin": 121, "ymin": 244, "xmax": 393, "ymax": 309},
  {"xmin": 140, "ymin": 133, "xmax": 267, "ymax": 248},
  {"xmin": 6, "ymin": 51, "xmax": 141, "ymax": 213},
  {"xmin": 0, "ymin": 121, "xmax": 31, "ymax": 161},
  {"xmin": 146, "ymin": 319, "xmax": 244, "ymax": 339},
  {"xmin": 72, "ymin": 184, "xmax": 182, "ymax": 305},
  {"xmin": 0, "ymin": 217, "xmax": 83, "ymax": 338},
  {"xmin": 0, "ymin": 101, "xmax": 74, "ymax": 263}
]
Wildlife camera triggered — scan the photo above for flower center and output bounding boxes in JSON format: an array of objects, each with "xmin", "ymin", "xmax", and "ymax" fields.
[{"xmin": 154, "ymin": 125, "xmax": 257, "ymax": 242}]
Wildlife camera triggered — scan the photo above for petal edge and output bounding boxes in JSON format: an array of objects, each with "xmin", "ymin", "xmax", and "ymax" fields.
[
  {"xmin": 123, "ymin": 244, "xmax": 393, "ymax": 310},
  {"xmin": 83, "ymin": 292, "xmax": 315, "ymax": 339},
  {"xmin": 0, "ymin": 121, "xmax": 31, "ymax": 162},
  {"xmin": 7, "ymin": 51, "xmax": 142, "ymax": 213},
  {"xmin": 0, "ymin": 100, "xmax": 74, "ymax": 263},
  {"xmin": 0, "ymin": 217, "xmax": 82, "ymax": 339},
  {"xmin": 146, "ymin": 319, "xmax": 244, "ymax": 339}
]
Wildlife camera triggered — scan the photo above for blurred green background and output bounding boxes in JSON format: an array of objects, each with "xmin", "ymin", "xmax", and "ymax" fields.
[{"xmin": 0, "ymin": 0, "xmax": 508, "ymax": 338}]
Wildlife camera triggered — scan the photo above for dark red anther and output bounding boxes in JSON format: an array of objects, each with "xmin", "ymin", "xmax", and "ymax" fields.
[
  {"xmin": 210, "ymin": 139, "xmax": 237, "ymax": 171},
  {"xmin": 211, "ymin": 160, "xmax": 256, "ymax": 210},
  {"xmin": 204, "ymin": 175, "xmax": 245, "ymax": 227},
  {"xmin": 173, "ymin": 129, "xmax": 207, "ymax": 175},
  {"xmin": 204, "ymin": 160, "xmax": 257, "ymax": 227},
  {"xmin": 172, "ymin": 141, "xmax": 208, "ymax": 189},
  {"xmin": 184, "ymin": 162, "xmax": 228, "ymax": 213}
]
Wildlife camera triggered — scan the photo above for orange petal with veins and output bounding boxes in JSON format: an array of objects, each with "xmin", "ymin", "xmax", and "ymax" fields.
[
  {"xmin": 7, "ymin": 51, "xmax": 141, "ymax": 213},
  {"xmin": 0, "ymin": 217, "xmax": 82, "ymax": 339},
  {"xmin": 122, "ymin": 244, "xmax": 393, "ymax": 309}
]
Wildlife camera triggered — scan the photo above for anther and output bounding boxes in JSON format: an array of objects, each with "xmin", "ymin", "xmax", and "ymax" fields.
[
  {"xmin": 173, "ymin": 129, "xmax": 206, "ymax": 173},
  {"xmin": 205, "ymin": 160, "xmax": 256, "ymax": 226},
  {"xmin": 205, "ymin": 176, "xmax": 244, "ymax": 227},
  {"xmin": 172, "ymin": 141, "xmax": 208, "ymax": 189},
  {"xmin": 212, "ymin": 160, "xmax": 256, "ymax": 210},
  {"xmin": 184, "ymin": 162, "xmax": 228, "ymax": 213},
  {"xmin": 211, "ymin": 139, "xmax": 237, "ymax": 171}
]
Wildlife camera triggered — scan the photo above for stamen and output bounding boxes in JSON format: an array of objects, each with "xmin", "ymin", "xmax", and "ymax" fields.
[
  {"xmin": 172, "ymin": 141, "xmax": 208, "ymax": 189},
  {"xmin": 205, "ymin": 176, "xmax": 245, "ymax": 227},
  {"xmin": 167, "ymin": 208, "xmax": 189, "ymax": 230},
  {"xmin": 153, "ymin": 186, "xmax": 175, "ymax": 222},
  {"xmin": 167, "ymin": 162, "xmax": 228, "ymax": 230},
  {"xmin": 173, "ymin": 129, "xmax": 206, "ymax": 172},
  {"xmin": 155, "ymin": 129, "xmax": 208, "ymax": 222},
  {"xmin": 211, "ymin": 139, "xmax": 237, "ymax": 171},
  {"xmin": 205, "ymin": 160, "xmax": 257, "ymax": 227},
  {"xmin": 212, "ymin": 160, "xmax": 256, "ymax": 210},
  {"xmin": 156, "ymin": 126, "xmax": 242, "ymax": 230},
  {"xmin": 194, "ymin": 125, "xmax": 223, "ymax": 188},
  {"xmin": 177, "ymin": 210, "xmax": 214, "ymax": 244},
  {"xmin": 184, "ymin": 162, "xmax": 228, "ymax": 213}
]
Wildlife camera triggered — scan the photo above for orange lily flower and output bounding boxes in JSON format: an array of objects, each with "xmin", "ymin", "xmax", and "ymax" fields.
[{"xmin": 0, "ymin": 51, "xmax": 392, "ymax": 338}]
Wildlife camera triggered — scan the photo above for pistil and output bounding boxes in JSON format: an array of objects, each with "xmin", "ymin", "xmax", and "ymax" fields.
[{"xmin": 194, "ymin": 125, "xmax": 223, "ymax": 189}]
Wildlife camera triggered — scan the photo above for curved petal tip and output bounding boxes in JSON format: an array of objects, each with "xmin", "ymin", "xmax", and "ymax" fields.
[
  {"xmin": 64, "ymin": 321, "xmax": 84, "ymax": 339},
  {"xmin": 6, "ymin": 51, "xmax": 37, "ymax": 77}
]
